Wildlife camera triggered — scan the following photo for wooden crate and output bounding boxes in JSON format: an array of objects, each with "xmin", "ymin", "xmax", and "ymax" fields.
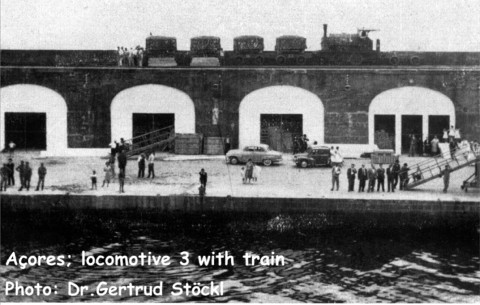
[
  {"xmin": 174, "ymin": 134, "xmax": 203, "ymax": 155},
  {"xmin": 371, "ymin": 149, "xmax": 396, "ymax": 164},
  {"xmin": 204, "ymin": 137, "xmax": 225, "ymax": 155}
]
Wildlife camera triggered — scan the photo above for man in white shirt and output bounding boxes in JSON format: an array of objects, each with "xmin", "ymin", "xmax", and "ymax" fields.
[{"xmin": 147, "ymin": 152, "xmax": 155, "ymax": 178}]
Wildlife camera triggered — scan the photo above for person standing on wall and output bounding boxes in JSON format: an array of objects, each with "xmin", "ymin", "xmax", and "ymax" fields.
[
  {"xmin": 376, "ymin": 164, "xmax": 385, "ymax": 192},
  {"xmin": 346, "ymin": 164, "xmax": 356, "ymax": 192},
  {"xmin": 147, "ymin": 151, "xmax": 156, "ymax": 178},
  {"xmin": 358, "ymin": 164, "xmax": 367, "ymax": 192},
  {"xmin": 35, "ymin": 163, "xmax": 46, "ymax": 191}
]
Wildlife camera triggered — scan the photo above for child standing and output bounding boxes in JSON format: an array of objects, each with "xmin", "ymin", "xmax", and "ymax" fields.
[
  {"xmin": 102, "ymin": 162, "xmax": 112, "ymax": 187},
  {"xmin": 240, "ymin": 167, "xmax": 246, "ymax": 184},
  {"xmin": 91, "ymin": 170, "xmax": 97, "ymax": 190}
]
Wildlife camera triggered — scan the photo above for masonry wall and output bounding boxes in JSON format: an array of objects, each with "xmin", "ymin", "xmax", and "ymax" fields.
[{"xmin": 1, "ymin": 66, "xmax": 479, "ymax": 148}]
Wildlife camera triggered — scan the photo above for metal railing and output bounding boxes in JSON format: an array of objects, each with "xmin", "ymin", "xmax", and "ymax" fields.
[
  {"xmin": 404, "ymin": 144, "xmax": 480, "ymax": 189},
  {"xmin": 122, "ymin": 125, "xmax": 175, "ymax": 157}
]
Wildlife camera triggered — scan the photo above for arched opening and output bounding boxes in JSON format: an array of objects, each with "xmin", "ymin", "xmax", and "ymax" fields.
[
  {"xmin": 239, "ymin": 86, "xmax": 324, "ymax": 151},
  {"xmin": 369, "ymin": 87, "xmax": 455, "ymax": 155},
  {"xmin": 110, "ymin": 84, "xmax": 195, "ymax": 144},
  {"xmin": 0, "ymin": 84, "xmax": 68, "ymax": 154}
]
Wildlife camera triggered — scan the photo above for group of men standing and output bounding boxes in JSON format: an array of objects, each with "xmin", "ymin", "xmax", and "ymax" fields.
[
  {"xmin": 117, "ymin": 46, "xmax": 144, "ymax": 67},
  {"xmin": 0, "ymin": 158, "xmax": 46, "ymax": 192},
  {"xmin": 341, "ymin": 160, "xmax": 411, "ymax": 192}
]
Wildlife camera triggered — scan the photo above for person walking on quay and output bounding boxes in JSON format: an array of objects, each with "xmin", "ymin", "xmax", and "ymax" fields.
[
  {"xmin": 331, "ymin": 164, "xmax": 341, "ymax": 191},
  {"xmin": 386, "ymin": 164, "xmax": 395, "ymax": 192},
  {"xmin": 90, "ymin": 170, "xmax": 97, "ymax": 190},
  {"xmin": 117, "ymin": 149, "xmax": 127, "ymax": 174},
  {"xmin": 409, "ymin": 135, "xmax": 417, "ymax": 157},
  {"xmin": 376, "ymin": 164, "xmax": 385, "ymax": 192},
  {"xmin": 102, "ymin": 162, "xmax": 113, "ymax": 187},
  {"xmin": 35, "ymin": 163, "xmax": 47, "ymax": 191},
  {"xmin": 358, "ymin": 164, "xmax": 367, "ymax": 192},
  {"xmin": 16, "ymin": 161, "xmax": 25, "ymax": 191},
  {"xmin": 347, "ymin": 164, "xmax": 356, "ymax": 192},
  {"xmin": 399, "ymin": 163, "xmax": 410, "ymax": 190},
  {"xmin": 240, "ymin": 167, "xmax": 246, "ymax": 184},
  {"xmin": 431, "ymin": 135, "xmax": 440, "ymax": 156},
  {"xmin": 7, "ymin": 158, "xmax": 14, "ymax": 186},
  {"xmin": 0, "ymin": 164, "xmax": 9, "ymax": 191},
  {"xmin": 440, "ymin": 164, "xmax": 452, "ymax": 193},
  {"xmin": 137, "ymin": 153, "xmax": 146, "ymax": 178},
  {"xmin": 118, "ymin": 169, "xmax": 125, "ymax": 193},
  {"xmin": 392, "ymin": 159, "xmax": 401, "ymax": 188},
  {"xmin": 199, "ymin": 168, "xmax": 208, "ymax": 189},
  {"xmin": 147, "ymin": 151, "xmax": 155, "ymax": 178},
  {"xmin": 367, "ymin": 164, "xmax": 377, "ymax": 192}
]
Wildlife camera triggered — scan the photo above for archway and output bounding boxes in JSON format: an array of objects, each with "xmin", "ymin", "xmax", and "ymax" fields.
[
  {"xmin": 239, "ymin": 86, "xmax": 324, "ymax": 151},
  {"xmin": 0, "ymin": 84, "xmax": 68, "ymax": 154},
  {"xmin": 369, "ymin": 87, "xmax": 455, "ymax": 154},
  {"xmin": 110, "ymin": 84, "xmax": 195, "ymax": 142}
]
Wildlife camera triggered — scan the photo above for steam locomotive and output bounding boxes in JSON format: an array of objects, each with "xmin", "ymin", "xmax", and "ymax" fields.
[{"xmin": 145, "ymin": 24, "xmax": 421, "ymax": 67}]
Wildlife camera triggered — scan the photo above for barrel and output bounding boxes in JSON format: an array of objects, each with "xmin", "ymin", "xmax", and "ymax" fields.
[
  {"xmin": 174, "ymin": 134, "xmax": 203, "ymax": 155},
  {"xmin": 204, "ymin": 137, "xmax": 225, "ymax": 155}
]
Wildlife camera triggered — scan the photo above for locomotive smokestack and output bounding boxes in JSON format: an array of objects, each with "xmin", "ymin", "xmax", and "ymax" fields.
[
  {"xmin": 376, "ymin": 39, "xmax": 380, "ymax": 52},
  {"xmin": 323, "ymin": 24, "xmax": 328, "ymax": 38}
]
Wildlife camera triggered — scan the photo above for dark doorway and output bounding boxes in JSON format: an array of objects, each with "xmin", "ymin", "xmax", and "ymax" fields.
[
  {"xmin": 429, "ymin": 115, "xmax": 449, "ymax": 142},
  {"xmin": 132, "ymin": 113, "xmax": 174, "ymax": 149},
  {"xmin": 260, "ymin": 114, "xmax": 302, "ymax": 152},
  {"xmin": 401, "ymin": 115, "xmax": 422, "ymax": 154},
  {"xmin": 4, "ymin": 112, "xmax": 46, "ymax": 149},
  {"xmin": 374, "ymin": 115, "xmax": 395, "ymax": 150}
]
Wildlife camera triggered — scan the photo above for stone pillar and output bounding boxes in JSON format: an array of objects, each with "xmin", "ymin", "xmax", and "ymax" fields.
[
  {"xmin": 422, "ymin": 115, "xmax": 429, "ymax": 142},
  {"xmin": 395, "ymin": 114, "xmax": 402, "ymax": 155}
]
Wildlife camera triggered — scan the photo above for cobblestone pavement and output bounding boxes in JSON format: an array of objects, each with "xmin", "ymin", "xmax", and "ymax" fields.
[{"xmin": 1, "ymin": 151, "xmax": 478, "ymax": 201}]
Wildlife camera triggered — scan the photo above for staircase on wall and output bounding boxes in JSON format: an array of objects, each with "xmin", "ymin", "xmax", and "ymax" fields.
[
  {"xmin": 404, "ymin": 144, "xmax": 480, "ymax": 189},
  {"xmin": 124, "ymin": 125, "xmax": 175, "ymax": 157}
]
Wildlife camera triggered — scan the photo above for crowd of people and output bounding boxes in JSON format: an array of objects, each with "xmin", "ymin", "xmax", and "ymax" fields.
[
  {"xmin": 0, "ymin": 158, "xmax": 47, "ymax": 192},
  {"xmin": 117, "ymin": 46, "xmax": 145, "ymax": 67}
]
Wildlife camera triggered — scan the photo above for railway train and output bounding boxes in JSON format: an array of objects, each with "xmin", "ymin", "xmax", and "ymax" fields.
[{"xmin": 145, "ymin": 24, "xmax": 420, "ymax": 67}]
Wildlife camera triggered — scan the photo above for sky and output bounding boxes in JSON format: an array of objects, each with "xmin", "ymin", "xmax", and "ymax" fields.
[{"xmin": 1, "ymin": 0, "xmax": 480, "ymax": 52}]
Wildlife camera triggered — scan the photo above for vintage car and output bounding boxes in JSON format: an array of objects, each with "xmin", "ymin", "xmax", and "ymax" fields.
[
  {"xmin": 293, "ymin": 145, "xmax": 331, "ymax": 168},
  {"xmin": 226, "ymin": 144, "xmax": 283, "ymax": 166}
]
